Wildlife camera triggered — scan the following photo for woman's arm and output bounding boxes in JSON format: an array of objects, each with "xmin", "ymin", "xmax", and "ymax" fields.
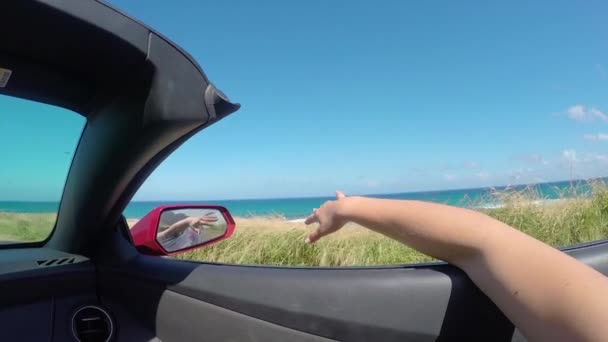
[
  {"xmin": 157, "ymin": 217, "xmax": 192, "ymax": 242},
  {"xmin": 305, "ymin": 192, "xmax": 608, "ymax": 342},
  {"xmin": 157, "ymin": 213, "xmax": 219, "ymax": 242}
]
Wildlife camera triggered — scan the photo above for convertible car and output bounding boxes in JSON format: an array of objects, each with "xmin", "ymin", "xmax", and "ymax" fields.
[{"xmin": 1, "ymin": 1, "xmax": 607, "ymax": 341}]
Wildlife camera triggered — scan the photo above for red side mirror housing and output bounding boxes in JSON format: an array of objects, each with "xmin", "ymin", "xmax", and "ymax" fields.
[{"xmin": 130, "ymin": 205, "xmax": 235, "ymax": 256}]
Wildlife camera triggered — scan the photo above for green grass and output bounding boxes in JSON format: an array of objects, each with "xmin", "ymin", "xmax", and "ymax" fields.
[
  {"xmin": 2, "ymin": 181, "xmax": 608, "ymax": 266},
  {"xmin": 176, "ymin": 181, "xmax": 608, "ymax": 266},
  {"xmin": 0, "ymin": 212, "xmax": 55, "ymax": 242},
  {"xmin": 174, "ymin": 217, "xmax": 434, "ymax": 266},
  {"xmin": 483, "ymin": 182, "xmax": 608, "ymax": 247}
]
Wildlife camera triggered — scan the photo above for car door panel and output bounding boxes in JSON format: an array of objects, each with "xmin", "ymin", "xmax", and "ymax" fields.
[
  {"xmin": 99, "ymin": 254, "xmax": 511, "ymax": 341},
  {"xmin": 98, "ymin": 238, "xmax": 608, "ymax": 342},
  {"xmin": 157, "ymin": 290, "xmax": 336, "ymax": 342}
]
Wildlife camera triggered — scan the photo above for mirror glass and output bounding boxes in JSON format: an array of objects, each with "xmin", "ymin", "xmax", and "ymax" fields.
[{"xmin": 156, "ymin": 208, "xmax": 227, "ymax": 252}]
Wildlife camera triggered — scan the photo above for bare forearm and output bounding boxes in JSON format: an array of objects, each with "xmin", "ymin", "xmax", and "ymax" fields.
[
  {"xmin": 339, "ymin": 196, "xmax": 608, "ymax": 341},
  {"xmin": 158, "ymin": 219, "xmax": 190, "ymax": 241},
  {"xmin": 340, "ymin": 197, "xmax": 493, "ymax": 266}
]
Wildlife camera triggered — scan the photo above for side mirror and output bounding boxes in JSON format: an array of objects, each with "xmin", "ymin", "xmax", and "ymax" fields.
[{"xmin": 130, "ymin": 205, "xmax": 235, "ymax": 256}]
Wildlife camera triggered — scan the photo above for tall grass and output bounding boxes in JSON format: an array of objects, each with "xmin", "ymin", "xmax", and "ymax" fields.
[
  {"xmin": 0, "ymin": 212, "xmax": 55, "ymax": 242},
  {"xmin": 484, "ymin": 181, "xmax": 608, "ymax": 247},
  {"xmin": 1, "ymin": 181, "xmax": 607, "ymax": 266},
  {"xmin": 178, "ymin": 181, "xmax": 608, "ymax": 266},
  {"xmin": 176, "ymin": 218, "xmax": 434, "ymax": 266}
]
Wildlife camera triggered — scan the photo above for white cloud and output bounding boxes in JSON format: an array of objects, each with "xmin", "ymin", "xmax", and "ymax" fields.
[
  {"xmin": 476, "ymin": 171, "xmax": 490, "ymax": 181},
  {"xmin": 567, "ymin": 105, "xmax": 608, "ymax": 122},
  {"xmin": 580, "ymin": 152, "xmax": 608, "ymax": 164},
  {"xmin": 595, "ymin": 154, "xmax": 608, "ymax": 163},
  {"xmin": 584, "ymin": 134, "xmax": 596, "ymax": 141},
  {"xmin": 501, "ymin": 150, "xmax": 607, "ymax": 185},
  {"xmin": 583, "ymin": 133, "xmax": 608, "ymax": 141},
  {"xmin": 562, "ymin": 149, "xmax": 577, "ymax": 162},
  {"xmin": 437, "ymin": 162, "xmax": 451, "ymax": 171},
  {"xmin": 407, "ymin": 167, "xmax": 425, "ymax": 176},
  {"xmin": 568, "ymin": 105, "xmax": 586, "ymax": 121},
  {"xmin": 463, "ymin": 161, "xmax": 480, "ymax": 169},
  {"xmin": 508, "ymin": 167, "xmax": 538, "ymax": 183},
  {"xmin": 514, "ymin": 153, "xmax": 548, "ymax": 165},
  {"xmin": 443, "ymin": 174, "xmax": 457, "ymax": 181},
  {"xmin": 589, "ymin": 108, "xmax": 608, "ymax": 121},
  {"xmin": 559, "ymin": 152, "xmax": 608, "ymax": 180}
]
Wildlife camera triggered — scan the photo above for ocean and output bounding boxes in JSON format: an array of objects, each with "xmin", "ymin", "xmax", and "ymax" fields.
[{"xmin": 0, "ymin": 179, "xmax": 600, "ymax": 219}]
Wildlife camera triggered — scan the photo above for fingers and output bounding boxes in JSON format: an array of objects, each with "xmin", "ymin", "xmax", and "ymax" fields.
[
  {"xmin": 304, "ymin": 214, "xmax": 318, "ymax": 225},
  {"xmin": 196, "ymin": 216, "xmax": 218, "ymax": 227},
  {"xmin": 336, "ymin": 191, "xmax": 345, "ymax": 200},
  {"xmin": 202, "ymin": 213, "xmax": 218, "ymax": 221},
  {"xmin": 305, "ymin": 228, "xmax": 322, "ymax": 244},
  {"xmin": 304, "ymin": 208, "xmax": 318, "ymax": 225}
]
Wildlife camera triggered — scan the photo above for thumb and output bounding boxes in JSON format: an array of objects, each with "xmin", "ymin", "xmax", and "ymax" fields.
[{"xmin": 336, "ymin": 190, "xmax": 346, "ymax": 200}]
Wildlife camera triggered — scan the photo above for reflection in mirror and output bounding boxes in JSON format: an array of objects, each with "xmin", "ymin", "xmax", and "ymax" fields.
[{"xmin": 156, "ymin": 208, "xmax": 227, "ymax": 252}]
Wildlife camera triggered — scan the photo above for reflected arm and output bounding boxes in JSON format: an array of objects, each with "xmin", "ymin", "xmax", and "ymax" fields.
[{"xmin": 157, "ymin": 218, "xmax": 192, "ymax": 242}]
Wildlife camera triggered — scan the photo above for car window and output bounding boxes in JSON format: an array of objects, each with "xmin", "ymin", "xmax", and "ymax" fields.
[
  {"xmin": 127, "ymin": 129, "xmax": 608, "ymax": 267},
  {"xmin": 122, "ymin": 1, "xmax": 608, "ymax": 267},
  {"xmin": 0, "ymin": 95, "xmax": 84, "ymax": 243}
]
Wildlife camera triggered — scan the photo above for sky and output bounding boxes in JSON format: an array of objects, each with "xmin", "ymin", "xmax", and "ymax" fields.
[{"xmin": 2, "ymin": 1, "xmax": 608, "ymax": 201}]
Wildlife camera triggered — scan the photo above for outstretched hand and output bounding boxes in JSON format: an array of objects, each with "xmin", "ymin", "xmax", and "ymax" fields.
[
  {"xmin": 305, "ymin": 191, "xmax": 349, "ymax": 244},
  {"xmin": 189, "ymin": 212, "xmax": 219, "ymax": 228}
]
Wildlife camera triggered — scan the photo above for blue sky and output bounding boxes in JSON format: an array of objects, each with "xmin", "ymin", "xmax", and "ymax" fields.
[
  {"xmin": 0, "ymin": 95, "xmax": 84, "ymax": 201},
  {"xmin": 2, "ymin": 1, "xmax": 608, "ymax": 201}
]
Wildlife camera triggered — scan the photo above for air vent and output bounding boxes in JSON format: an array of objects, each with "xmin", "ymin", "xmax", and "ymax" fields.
[
  {"xmin": 72, "ymin": 306, "xmax": 114, "ymax": 342},
  {"xmin": 36, "ymin": 257, "xmax": 75, "ymax": 267}
]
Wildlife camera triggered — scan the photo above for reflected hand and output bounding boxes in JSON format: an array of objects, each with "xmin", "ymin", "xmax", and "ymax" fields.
[
  {"xmin": 188, "ymin": 212, "xmax": 218, "ymax": 228},
  {"xmin": 304, "ymin": 191, "xmax": 349, "ymax": 244}
]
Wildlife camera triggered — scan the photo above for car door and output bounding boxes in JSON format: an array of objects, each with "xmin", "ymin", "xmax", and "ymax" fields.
[{"xmin": 95, "ymin": 219, "xmax": 608, "ymax": 341}]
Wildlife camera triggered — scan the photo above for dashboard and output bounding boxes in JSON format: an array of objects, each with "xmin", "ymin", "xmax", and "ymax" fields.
[{"xmin": 0, "ymin": 248, "xmax": 153, "ymax": 341}]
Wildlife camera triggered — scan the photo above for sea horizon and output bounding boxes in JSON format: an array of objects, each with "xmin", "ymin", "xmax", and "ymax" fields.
[{"xmin": 1, "ymin": 178, "xmax": 604, "ymax": 219}]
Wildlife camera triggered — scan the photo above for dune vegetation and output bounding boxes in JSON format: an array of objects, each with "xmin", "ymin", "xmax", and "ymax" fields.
[
  {"xmin": 1, "ymin": 181, "xmax": 607, "ymax": 266},
  {"xmin": 176, "ymin": 181, "xmax": 608, "ymax": 266},
  {"xmin": 0, "ymin": 212, "xmax": 55, "ymax": 242}
]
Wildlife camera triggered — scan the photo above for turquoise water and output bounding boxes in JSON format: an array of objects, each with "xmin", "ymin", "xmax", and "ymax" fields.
[{"xmin": 0, "ymin": 179, "xmax": 600, "ymax": 219}]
